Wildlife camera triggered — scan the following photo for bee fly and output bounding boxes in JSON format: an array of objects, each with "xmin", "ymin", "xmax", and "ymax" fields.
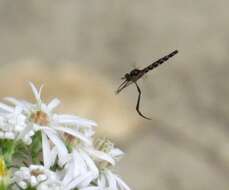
[{"xmin": 116, "ymin": 50, "xmax": 178, "ymax": 120}]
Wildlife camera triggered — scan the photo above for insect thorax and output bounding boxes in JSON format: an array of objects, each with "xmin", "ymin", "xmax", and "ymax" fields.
[{"xmin": 130, "ymin": 69, "xmax": 141, "ymax": 76}]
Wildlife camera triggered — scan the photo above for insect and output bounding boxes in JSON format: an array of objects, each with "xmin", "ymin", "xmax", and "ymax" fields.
[{"xmin": 116, "ymin": 50, "xmax": 178, "ymax": 120}]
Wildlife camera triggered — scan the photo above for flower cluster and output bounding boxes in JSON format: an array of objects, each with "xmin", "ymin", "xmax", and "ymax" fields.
[{"xmin": 0, "ymin": 82, "xmax": 130, "ymax": 190}]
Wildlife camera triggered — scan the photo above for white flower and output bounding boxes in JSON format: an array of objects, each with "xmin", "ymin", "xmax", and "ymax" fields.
[
  {"xmin": 2, "ymin": 82, "xmax": 97, "ymax": 168},
  {"xmin": 63, "ymin": 136, "xmax": 116, "ymax": 170},
  {"xmin": 0, "ymin": 82, "xmax": 131, "ymax": 190},
  {"xmin": 27, "ymin": 150, "xmax": 99, "ymax": 190},
  {"xmin": 0, "ymin": 104, "xmax": 28, "ymax": 141},
  {"xmin": 56, "ymin": 149, "xmax": 98, "ymax": 190},
  {"xmin": 92, "ymin": 138, "xmax": 130, "ymax": 190},
  {"xmin": 12, "ymin": 165, "xmax": 59, "ymax": 190},
  {"xmin": 94, "ymin": 138, "xmax": 124, "ymax": 169}
]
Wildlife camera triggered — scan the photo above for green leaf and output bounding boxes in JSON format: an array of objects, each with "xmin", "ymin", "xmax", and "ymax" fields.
[
  {"xmin": 30, "ymin": 131, "xmax": 42, "ymax": 164},
  {"xmin": 0, "ymin": 140, "xmax": 16, "ymax": 166},
  {"xmin": 14, "ymin": 140, "xmax": 30, "ymax": 161}
]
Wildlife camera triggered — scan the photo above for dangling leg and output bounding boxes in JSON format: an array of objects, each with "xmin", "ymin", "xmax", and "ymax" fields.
[{"xmin": 134, "ymin": 82, "xmax": 151, "ymax": 120}]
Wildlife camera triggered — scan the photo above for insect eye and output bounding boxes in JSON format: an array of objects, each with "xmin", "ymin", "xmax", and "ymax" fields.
[{"xmin": 125, "ymin": 73, "xmax": 130, "ymax": 79}]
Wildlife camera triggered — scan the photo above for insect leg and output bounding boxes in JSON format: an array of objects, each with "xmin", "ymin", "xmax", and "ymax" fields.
[{"xmin": 134, "ymin": 82, "xmax": 151, "ymax": 120}]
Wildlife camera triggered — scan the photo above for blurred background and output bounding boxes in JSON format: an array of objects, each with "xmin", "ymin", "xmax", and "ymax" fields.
[{"xmin": 0, "ymin": 0, "xmax": 229, "ymax": 189}]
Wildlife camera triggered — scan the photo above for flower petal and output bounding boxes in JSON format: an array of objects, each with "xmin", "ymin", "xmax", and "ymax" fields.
[
  {"xmin": 54, "ymin": 126, "xmax": 92, "ymax": 145},
  {"xmin": 113, "ymin": 174, "xmax": 131, "ymax": 190},
  {"xmin": 110, "ymin": 148, "xmax": 124, "ymax": 159},
  {"xmin": 44, "ymin": 128, "xmax": 68, "ymax": 167},
  {"xmin": 106, "ymin": 171, "xmax": 117, "ymax": 190},
  {"xmin": 54, "ymin": 114, "xmax": 97, "ymax": 127},
  {"xmin": 38, "ymin": 84, "xmax": 44, "ymax": 98},
  {"xmin": 86, "ymin": 148, "xmax": 115, "ymax": 165},
  {"xmin": 47, "ymin": 98, "xmax": 61, "ymax": 112},
  {"xmin": 72, "ymin": 149, "xmax": 88, "ymax": 175},
  {"xmin": 4, "ymin": 97, "xmax": 21, "ymax": 106},
  {"xmin": 4, "ymin": 98, "xmax": 32, "ymax": 114},
  {"xmin": 42, "ymin": 132, "xmax": 51, "ymax": 168},
  {"xmin": 66, "ymin": 172, "xmax": 95, "ymax": 190},
  {"xmin": 97, "ymin": 174, "xmax": 106, "ymax": 187},
  {"xmin": 29, "ymin": 82, "xmax": 41, "ymax": 103},
  {"xmin": 79, "ymin": 149, "xmax": 99, "ymax": 176},
  {"xmin": 0, "ymin": 102, "xmax": 14, "ymax": 112}
]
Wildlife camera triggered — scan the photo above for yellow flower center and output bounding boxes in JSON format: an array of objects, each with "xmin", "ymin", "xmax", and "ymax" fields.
[
  {"xmin": 30, "ymin": 111, "xmax": 49, "ymax": 126},
  {"xmin": 31, "ymin": 169, "xmax": 44, "ymax": 177},
  {"xmin": 63, "ymin": 133, "xmax": 80, "ymax": 146},
  {"xmin": 94, "ymin": 138, "xmax": 114, "ymax": 170},
  {"xmin": 95, "ymin": 137, "xmax": 113, "ymax": 153},
  {"xmin": 0, "ymin": 158, "xmax": 7, "ymax": 177}
]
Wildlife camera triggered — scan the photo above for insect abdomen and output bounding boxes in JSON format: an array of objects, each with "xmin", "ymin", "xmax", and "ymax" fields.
[{"xmin": 144, "ymin": 50, "xmax": 178, "ymax": 73}]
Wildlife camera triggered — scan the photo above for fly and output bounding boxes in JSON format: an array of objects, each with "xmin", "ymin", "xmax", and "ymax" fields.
[{"xmin": 116, "ymin": 50, "xmax": 178, "ymax": 120}]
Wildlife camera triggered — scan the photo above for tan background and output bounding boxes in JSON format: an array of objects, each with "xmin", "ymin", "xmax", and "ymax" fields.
[{"xmin": 0, "ymin": 1, "xmax": 229, "ymax": 189}]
